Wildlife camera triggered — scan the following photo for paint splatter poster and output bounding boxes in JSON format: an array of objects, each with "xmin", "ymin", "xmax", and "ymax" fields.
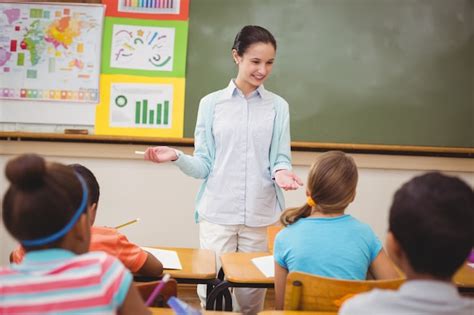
[
  {"xmin": 101, "ymin": 17, "xmax": 188, "ymax": 77},
  {"xmin": 0, "ymin": 2, "xmax": 104, "ymax": 103},
  {"xmin": 111, "ymin": 24, "xmax": 175, "ymax": 72}
]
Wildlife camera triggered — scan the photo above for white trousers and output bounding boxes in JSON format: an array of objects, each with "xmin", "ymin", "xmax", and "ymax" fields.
[{"xmin": 198, "ymin": 220, "xmax": 268, "ymax": 315}]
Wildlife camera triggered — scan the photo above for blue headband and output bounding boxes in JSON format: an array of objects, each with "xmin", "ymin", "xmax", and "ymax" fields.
[{"xmin": 21, "ymin": 173, "xmax": 89, "ymax": 247}]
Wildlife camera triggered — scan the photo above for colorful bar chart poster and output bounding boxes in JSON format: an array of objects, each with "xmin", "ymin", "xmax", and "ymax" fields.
[
  {"xmin": 95, "ymin": 74, "xmax": 185, "ymax": 138},
  {"xmin": 110, "ymin": 83, "xmax": 172, "ymax": 127},
  {"xmin": 0, "ymin": 2, "xmax": 104, "ymax": 103},
  {"xmin": 102, "ymin": 17, "xmax": 188, "ymax": 77},
  {"xmin": 102, "ymin": 0, "xmax": 189, "ymax": 21}
]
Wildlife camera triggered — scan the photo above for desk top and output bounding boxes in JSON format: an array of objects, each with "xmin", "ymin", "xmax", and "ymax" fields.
[
  {"xmin": 220, "ymin": 253, "xmax": 474, "ymax": 289},
  {"xmin": 149, "ymin": 308, "xmax": 234, "ymax": 314},
  {"xmin": 259, "ymin": 312, "xmax": 337, "ymax": 315},
  {"xmin": 149, "ymin": 309, "xmax": 335, "ymax": 314},
  {"xmin": 453, "ymin": 263, "xmax": 474, "ymax": 288},
  {"xmin": 220, "ymin": 252, "xmax": 273, "ymax": 284},
  {"xmin": 150, "ymin": 247, "xmax": 216, "ymax": 280}
]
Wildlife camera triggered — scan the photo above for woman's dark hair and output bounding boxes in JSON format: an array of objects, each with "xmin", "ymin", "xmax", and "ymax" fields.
[
  {"xmin": 232, "ymin": 25, "xmax": 276, "ymax": 56},
  {"xmin": 69, "ymin": 164, "xmax": 100, "ymax": 206},
  {"xmin": 280, "ymin": 151, "xmax": 358, "ymax": 226},
  {"xmin": 2, "ymin": 154, "xmax": 83, "ymax": 249},
  {"xmin": 390, "ymin": 172, "xmax": 474, "ymax": 278}
]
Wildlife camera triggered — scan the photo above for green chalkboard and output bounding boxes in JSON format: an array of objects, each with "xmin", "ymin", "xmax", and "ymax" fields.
[{"xmin": 184, "ymin": 0, "xmax": 473, "ymax": 148}]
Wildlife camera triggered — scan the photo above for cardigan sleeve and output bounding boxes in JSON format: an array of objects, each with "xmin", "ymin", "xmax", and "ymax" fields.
[
  {"xmin": 173, "ymin": 94, "xmax": 216, "ymax": 179},
  {"xmin": 270, "ymin": 96, "xmax": 292, "ymax": 176}
]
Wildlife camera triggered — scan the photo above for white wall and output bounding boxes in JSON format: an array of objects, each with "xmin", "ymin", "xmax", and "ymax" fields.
[{"xmin": 1, "ymin": 140, "xmax": 473, "ymax": 266}]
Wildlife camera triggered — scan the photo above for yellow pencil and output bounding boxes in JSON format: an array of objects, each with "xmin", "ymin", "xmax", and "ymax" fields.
[{"xmin": 114, "ymin": 218, "xmax": 140, "ymax": 229}]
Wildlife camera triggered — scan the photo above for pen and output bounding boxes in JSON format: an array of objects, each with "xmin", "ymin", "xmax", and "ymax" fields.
[
  {"xmin": 145, "ymin": 273, "xmax": 171, "ymax": 306},
  {"xmin": 114, "ymin": 218, "xmax": 140, "ymax": 229},
  {"xmin": 135, "ymin": 150, "xmax": 145, "ymax": 155}
]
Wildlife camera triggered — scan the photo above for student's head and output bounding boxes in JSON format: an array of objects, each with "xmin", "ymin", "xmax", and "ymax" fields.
[
  {"xmin": 69, "ymin": 163, "xmax": 100, "ymax": 226},
  {"xmin": 280, "ymin": 151, "xmax": 358, "ymax": 226},
  {"xmin": 232, "ymin": 25, "xmax": 277, "ymax": 89},
  {"xmin": 2, "ymin": 154, "xmax": 90, "ymax": 254},
  {"xmin": 387, "ymin": 172, "xmax": 474, "ymax": 279}
]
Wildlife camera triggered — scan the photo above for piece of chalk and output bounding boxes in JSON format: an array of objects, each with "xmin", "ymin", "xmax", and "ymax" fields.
[{"xmin": 135, "ymin": 151, "xmax": 145, "ymax": 155}]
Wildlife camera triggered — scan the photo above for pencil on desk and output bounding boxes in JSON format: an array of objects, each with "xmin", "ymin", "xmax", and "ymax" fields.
[{"xmin": 114, "ymin": 218, "xmax": 140, "ymax": 229}]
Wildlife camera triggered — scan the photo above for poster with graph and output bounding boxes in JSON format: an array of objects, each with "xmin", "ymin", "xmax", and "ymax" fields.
[
  {"xmin": 95, "ymin": 74, "xmax": 185, "ymax": 138},
  {"xmin": 0, "ymin": 2, "xmax": 104, "ymax": 103},
  {"xmin": 101, "ymin": 17, "xmax": 188, "ymax": 77},
  {"xmin": 102, "ymin": 0, "xmax": 189, "ymax": 20}
]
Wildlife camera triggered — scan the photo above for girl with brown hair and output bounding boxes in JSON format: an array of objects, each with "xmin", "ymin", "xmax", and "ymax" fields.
[{"xmin": 273, "ymin": 151, "xmax": 399, "ymax": 309}]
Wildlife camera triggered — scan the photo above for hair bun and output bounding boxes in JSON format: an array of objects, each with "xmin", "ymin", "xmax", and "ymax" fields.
[{"xmin": 5, "ymin": 154, "xmax": 46, "ymax": 190}]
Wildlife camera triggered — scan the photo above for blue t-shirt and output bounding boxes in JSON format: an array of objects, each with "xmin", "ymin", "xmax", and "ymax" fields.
[{"xmin": 274, "ymin": 214, "xmax": 382, "ymax": 280}]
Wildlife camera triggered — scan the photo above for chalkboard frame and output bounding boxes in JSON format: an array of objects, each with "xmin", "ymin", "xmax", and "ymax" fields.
[{"xmin": 1, "ymin": 132, "xmax": 472, "ymax": 157}]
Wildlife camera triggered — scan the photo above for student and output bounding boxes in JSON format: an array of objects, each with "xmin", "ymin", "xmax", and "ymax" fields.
[
  {"xmin": 10, "ymin": 163, "xmax": 163, "ymax": 278},
  {"xmin": 273, "ymin": 151, "xmax": 399, "ymax": 309},
  {"xmin": 144, "ymin": 25, "xmax": 302, "ymax": 313},
  {"xmin": 340, "ymin": 172, "xmax": 474, "ymax": 314},
  {"xmin": 0, "ymin": 154, "xmax": 149, "ymax": 314}
]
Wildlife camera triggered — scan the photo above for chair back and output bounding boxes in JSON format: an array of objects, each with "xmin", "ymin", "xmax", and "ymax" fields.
[
  {"xmin": 134, "ymin": 278, "xmax": 178, "ymax": 308},
  {"xmin": 267, "ymin": 225, "xmax": 283, "ymax": 254},
  {"xmin": 284, "ymin": 271, "xmax": 404, "ymax": 311}
]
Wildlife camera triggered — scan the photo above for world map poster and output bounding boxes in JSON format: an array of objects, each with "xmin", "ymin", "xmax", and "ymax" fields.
[{"xmin": 0, "ymin": 2, "xmax": 104, "ymax": 103}]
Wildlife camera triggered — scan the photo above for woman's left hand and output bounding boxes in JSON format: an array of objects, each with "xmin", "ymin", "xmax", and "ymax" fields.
[{"xmin": 275, "ymin": 170, "xmax": 303, "ymax": 191}]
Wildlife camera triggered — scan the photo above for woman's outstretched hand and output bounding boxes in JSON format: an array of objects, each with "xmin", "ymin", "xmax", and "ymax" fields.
[
  {"xmin": 275, "ymin": 170, "xmax": 303, "ymax": 191},
  {"xmin": 144, "ymin": 146, "xmax": 178, "ymax": 163}
]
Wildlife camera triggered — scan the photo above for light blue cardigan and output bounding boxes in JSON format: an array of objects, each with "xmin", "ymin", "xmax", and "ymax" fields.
[{"xmin": 174, "ymin": 88, "xmax": 293, "ymax": 222}]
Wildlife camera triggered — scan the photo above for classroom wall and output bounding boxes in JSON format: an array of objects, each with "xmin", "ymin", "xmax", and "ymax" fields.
[{"xmin": 1, "ymin": 141, "xmax": 473, "ymax": 266}]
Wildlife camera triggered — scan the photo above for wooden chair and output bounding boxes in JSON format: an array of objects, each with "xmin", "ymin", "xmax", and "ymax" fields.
[
  {"xmin": 134, "ymin": 278, "xmax": 178, "ymax": 308},
  {"xmin": 267, "ymin": 225, "xmax": 283, "ymax": 254},
  {"xmin": 284, "ymin": 271, "xmax": 404, "ymax": 311}
]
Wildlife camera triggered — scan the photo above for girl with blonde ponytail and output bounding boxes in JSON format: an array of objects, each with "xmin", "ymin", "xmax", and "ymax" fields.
[{"xmin": 274, "ymin": 151, "xmax": 400, "ymax": 309}]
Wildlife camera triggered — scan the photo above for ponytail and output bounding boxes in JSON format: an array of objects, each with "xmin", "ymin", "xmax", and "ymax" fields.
[{"xmin": 280, "ymin": 205, "xmax": 312, "ymax": 226}]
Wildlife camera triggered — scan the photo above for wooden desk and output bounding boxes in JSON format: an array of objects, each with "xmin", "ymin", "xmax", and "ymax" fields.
[
  {"xmin": 207, "ymin": 254, "xmax": 474, "ymax": 310},
  {"xmin": 220, "ymin": 252, "xmax": 274, "ymax": 284},
  {"xmin": 453, "ymin": 262, "xmax": 474, "ymax": 294},
  {"xmin": 150, "ymin": 308, "xmax": 236, "ymax": 314},
  {"xmin": 135, "ymin": 247, "xmax": 218, "ymax": 298},
  {"xmin": 158, "ymin": 247, "xmax": 216, "ymax": 281},
  {"xmin": 206, "ymin": 252, "xmax": 273, "ymax": 311},
  {"xmin": 259, "ymin": 312, "xmax": 336, "ymax": 315}
]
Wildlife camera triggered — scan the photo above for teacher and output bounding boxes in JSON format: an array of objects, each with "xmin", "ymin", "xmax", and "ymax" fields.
[{"xmin": 144, "ymin": 25, "xmax": 302, "ymax": 314}]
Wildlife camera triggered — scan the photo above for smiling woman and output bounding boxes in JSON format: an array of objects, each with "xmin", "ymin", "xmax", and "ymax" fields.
[{"xmin": 142, "ymin": 25, "xmax": 302, "ymax": 314}]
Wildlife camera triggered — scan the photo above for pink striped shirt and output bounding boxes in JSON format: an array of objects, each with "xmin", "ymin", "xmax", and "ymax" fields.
[{"xmin": 0, "ymin": 249, "xmax": 132, "ymax": 314}]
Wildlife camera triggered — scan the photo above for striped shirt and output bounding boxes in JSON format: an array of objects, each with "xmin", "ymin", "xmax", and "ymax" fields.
[
  {"xmin": 11, "ymin": 226, "xmax": 148, "ymax": 273},
  {"xmin": 0, "ymin": 249, "xmax": 132, "ymax": 314}
]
